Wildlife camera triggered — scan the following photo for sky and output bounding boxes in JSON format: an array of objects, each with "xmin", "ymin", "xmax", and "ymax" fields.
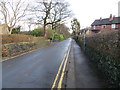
[
  {"xmin": 65, "ymin": 0, "xmax": 120, "ymax": 29},
  {"xmin": 0, "ymin": 0, "xmax": 120, "ymax": 31}
]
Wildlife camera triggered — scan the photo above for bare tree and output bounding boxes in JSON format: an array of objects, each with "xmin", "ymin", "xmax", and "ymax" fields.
[
  {"xmin": 0, "ymin": 0, "xmax": 29, "ymax": 34},
  {"xmin": 32, "ymin": 0, "xmax": 53, "ymax": 37},
  {"xmin": 32, "ymin": 0, "xmax": 72, "ymax": 37},
  {"xmin": 49, "ymin": 0, "xmax": 72, "ymax": 30},
  {"xmin": 27, "ymin": 17, "xmax": 33, "ymax": 31},
  {"xmin": 56, "ymin": 24, "xmax": 70, "ymax": 38}
]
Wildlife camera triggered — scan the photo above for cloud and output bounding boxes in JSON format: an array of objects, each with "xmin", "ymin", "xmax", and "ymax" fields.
[{"xmin": 65, "ymin": 0, "xmax": 119, "ymax": 28}]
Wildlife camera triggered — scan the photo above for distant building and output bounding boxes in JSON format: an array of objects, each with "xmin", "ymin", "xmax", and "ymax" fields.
[
  {"xmin": 91, "ymin": 14, "xmax": 120, "ymax": 33},
  {"xmin": 80, "ymin": 27, "xmax": 95, "ymax": 36},
  {"xmin": 0, "ymin": 24, "xmax": 9, "ymax": 34}
]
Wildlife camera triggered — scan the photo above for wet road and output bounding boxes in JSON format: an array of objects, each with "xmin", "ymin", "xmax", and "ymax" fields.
[{"xmin": 2, "ymin": 38, "xmax": 71, "ymax": 88}]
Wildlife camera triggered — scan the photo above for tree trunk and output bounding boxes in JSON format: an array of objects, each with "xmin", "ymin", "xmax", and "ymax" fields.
[
  {"xmin": 45, "ymin": 29, "xmax": 47, "ymax": 38},
  {"xmin": 43, "ymin": 24, "xmax": 47, "ymax": 37},
  {"xmin": 9, "ymin": 27, "xmax": 13, "ymax": 34}
]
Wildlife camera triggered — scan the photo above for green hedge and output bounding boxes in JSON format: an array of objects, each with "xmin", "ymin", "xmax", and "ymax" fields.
[
  {"xmin": 76, "ymin": 31, "xmax": 120, "ymax": 88},
  {"xmin": 84, "ymin": 45, "xmax": 120, "ymax": 88}
]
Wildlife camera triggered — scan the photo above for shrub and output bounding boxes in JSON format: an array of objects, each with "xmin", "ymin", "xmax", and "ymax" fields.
[
  {"xmin": 76, "ymin": 30, "xmax": 120, "ymax": 88},
  {"xmin": 46, "ymin": 28, "xmax": 53, "ymax": 39},
  {"xmin": 11, "ymin": 26, "xmax": 21, "ymax": 34},
  {"xmin": 29, "ymin": 28, "xmax": 44, "ymax": 37},
  {"xmin": 58, "ymin": 34, "xmax": 64, "ymax": 41}
]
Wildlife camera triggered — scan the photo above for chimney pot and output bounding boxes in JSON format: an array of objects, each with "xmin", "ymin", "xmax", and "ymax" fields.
[
  {"xmin": 109, "ymin": 14, "xmax": 113, "ymax": 21},
  {"xmin": 100, "ymin": 17, "xmax": 102, "ymax": 21}
]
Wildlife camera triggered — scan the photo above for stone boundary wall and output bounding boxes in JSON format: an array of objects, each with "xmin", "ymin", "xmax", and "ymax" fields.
[
  {"xmin": 1, "ymin": 34, "xmax": 44, "ymax": 44},
  {"xmin": 2, "ymin": 40, "xmax": 50, "ymax": 59}
]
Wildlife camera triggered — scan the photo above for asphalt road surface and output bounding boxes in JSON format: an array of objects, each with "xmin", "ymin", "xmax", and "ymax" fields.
[{"xmin": 2, "ymin": 38, "xmax": 72, "ymax": 88}]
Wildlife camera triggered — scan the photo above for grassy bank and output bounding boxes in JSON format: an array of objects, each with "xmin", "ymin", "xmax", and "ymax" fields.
[{"xmin": 1, "ymin": 34, "xmax": 53, "ymax": 60}]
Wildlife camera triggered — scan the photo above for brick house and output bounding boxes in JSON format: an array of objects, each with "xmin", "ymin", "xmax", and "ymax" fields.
[{"xmin": 91, "ymin": 14, "xmax": 120, "ymax": 33}]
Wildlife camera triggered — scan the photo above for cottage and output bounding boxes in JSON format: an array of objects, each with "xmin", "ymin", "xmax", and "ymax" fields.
[{"xmin": 91, "ymin": 14, "xmax": 120, "ymax": 33}]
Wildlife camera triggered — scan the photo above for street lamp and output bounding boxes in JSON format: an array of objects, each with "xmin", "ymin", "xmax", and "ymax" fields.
[{"xmin": 83, "ymin": 29, "xmax": 86, "ymax": 51}]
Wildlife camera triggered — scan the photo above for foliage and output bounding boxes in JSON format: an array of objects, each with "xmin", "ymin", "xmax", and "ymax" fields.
[
  {"xmin": 56, "ymin": 24, "xmax": 71, "ymax": 38},
  {"xmin": 22, "ymin": 28, "xmax": 44, "ymax": 37},
  {"xmin": 76, "ymin": 30, "xmax": 120, "ymax": 88},
  {"xmin": 72, "ymin": 34, "xmax": 78, "ymax": 40},
  {"xmin": 22, "ymin": 27, "xmax": 53, "ymax": 38},
  {"xmin": 46, "ymin": 28, "xmax": 54, "ymax": 39},
  {"xmin": 11, "ymin": 26, "xmax": 21, "ymax": 34},
  {"xmin": 30, "ymin": 28, "xmax": 43, "ymax": 37},
  {"xmin": 58, "ymin": 34, "xmax": 64, "ymax": 41},
  {"xmin": 71, "ymin": 18, "xmax": 80, "ymax": 36},
  {"xmin": 31, "ymin": 0, "xmax": 72, "ymax": 37}
]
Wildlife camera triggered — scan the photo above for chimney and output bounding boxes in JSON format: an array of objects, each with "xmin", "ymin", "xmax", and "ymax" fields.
[
  {"xmin": 113, "ymin": 15, "xmax": 115, "ymax": 18},
  {"xmin": 118, "ymin": 1, "xmax": 120, "ymax": 16},
  {"xmin": 100, "ymin": 17, "xmax": 102, "ymax": 21},
  {"xmin": 109, "ymin": 14, "xmax": 113, "ymax": 21}
]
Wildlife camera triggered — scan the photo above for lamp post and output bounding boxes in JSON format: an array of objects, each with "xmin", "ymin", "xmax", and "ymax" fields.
[{"xmin": 83, "ymin": 29, "xmax": 86, "ymax": 51}]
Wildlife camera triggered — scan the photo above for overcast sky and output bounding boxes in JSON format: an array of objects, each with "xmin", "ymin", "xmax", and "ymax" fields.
[
  {"xmin": 0, "ymin": 0, "xmax": 119, "ymax": 30},
  {"xmin": 66, "ymin": 0, "xmax": 120, "ymax": 29}
]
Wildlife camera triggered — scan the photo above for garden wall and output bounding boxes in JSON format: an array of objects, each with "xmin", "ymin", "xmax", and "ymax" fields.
[{"xmin": 77, "ymin": 30, "xmax": 120, "ymax": 88}]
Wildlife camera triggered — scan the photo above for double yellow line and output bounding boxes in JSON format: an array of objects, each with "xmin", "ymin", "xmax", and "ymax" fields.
[{"xmin": 51, "ymin": 44, "xmax": 71, "ymax": 89}]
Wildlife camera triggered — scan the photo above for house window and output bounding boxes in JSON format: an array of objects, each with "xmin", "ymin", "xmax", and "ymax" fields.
[
  {"xmin": 102, "ymin": 25, "xmax": 106, "ymax": 28},
  {"xmin": 111, "ymin": 24, "xmax": 116, "ymax": 29},
  {"xmin": 93, "ymin": 26, "xmax": 96, "ymax": 29}
]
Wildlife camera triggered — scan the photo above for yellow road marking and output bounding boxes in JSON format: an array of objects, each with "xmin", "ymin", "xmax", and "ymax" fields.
[
  {"xmin": 51, "ymin": 54, "xmax": 67, "ymax": 89},
  {"xmin": 51, "ymin": 43, "xmax": 71, "ymax": 90},
  {"xmin": 57, "ymin": 45, "xmax": 71, "ymax": 89}
]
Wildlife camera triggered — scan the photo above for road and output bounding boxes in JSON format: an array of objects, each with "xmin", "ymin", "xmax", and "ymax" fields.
[
  {"xmin": 2, "ymin": 38, "xmax": 104, "ymax": 88},
  {"xmin": 2, "ymin": 38, "xmax": 72, "ymax": 88}
]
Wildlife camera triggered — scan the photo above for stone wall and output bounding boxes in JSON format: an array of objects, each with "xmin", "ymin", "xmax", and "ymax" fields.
[
  {"xmin": 2, "ymin": 40, "xmax": 50, "ymax": 58},
  {"xmin": 76, "ymin": 30, "xmax": 120, "ymax": 88},
  {"xmin": 1, "ymin": 34, "xmax": 51, "ymax": 59}
]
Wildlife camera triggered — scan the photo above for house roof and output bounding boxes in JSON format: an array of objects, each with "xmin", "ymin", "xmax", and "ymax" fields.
[{"xmin": 91, "ymin": 17, "xmax": 120, "ymax": 26}]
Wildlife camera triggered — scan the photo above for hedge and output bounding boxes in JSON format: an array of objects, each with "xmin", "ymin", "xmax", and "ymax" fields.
[{"xmin": 76, "ymin": 30, "xmax": 120, "ymax": 88}]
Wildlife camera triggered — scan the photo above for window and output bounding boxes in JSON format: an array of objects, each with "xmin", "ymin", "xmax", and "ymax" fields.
[
  {"xmin": 111, "ymin": 24, "xmax": 116, "ymax": 29},
  {"xmin": 93, "ymin": 26, "xmax": 96, "ymax": 29},
  {"xmin": 102, "ymin": 25, "xmax": 106, "ymax": 28}
]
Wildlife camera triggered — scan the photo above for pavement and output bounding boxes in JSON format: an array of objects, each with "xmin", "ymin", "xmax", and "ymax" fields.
[
  {"xmin": 65, "ymin": 39, "xmax": 104, "ymax": 88},
  {"xmin": 2, "ymin": 38, "xmax": 104, "ymax": 88}
]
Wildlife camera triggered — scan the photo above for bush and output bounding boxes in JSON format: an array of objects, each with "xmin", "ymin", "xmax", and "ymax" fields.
[
  {"xmin": 29, "ymin": 28, "xmax": 44, "ymax": 37},
  {"xmin": 46, "ymin": 28, "xmax": 53, "ymax": 39},
  {"xmin": 72, "ymin": 35, "xmax": 78, "ymax": 40},
  {"xmin": 76, "ymin": 30, "xmax": 120, "ymax": 88},
  {"xmin": 11, "ymin": 26, "xmax": 21, "ymax": 34},
  {"xmin": 58, "ymin": 34, "xmax": 64, "ymax": 41}
]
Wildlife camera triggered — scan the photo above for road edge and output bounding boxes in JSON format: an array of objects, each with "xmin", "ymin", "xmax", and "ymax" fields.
[{"xmin": 63, "ymin": 39, "xmax": 76, "ymax": 88}]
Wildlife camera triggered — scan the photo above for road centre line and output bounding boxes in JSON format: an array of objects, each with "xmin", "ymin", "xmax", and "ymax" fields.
[
  {"xmin": 51, "ymin": 42, "xmax": 71, "ymax": 89},
  {"xmin": 51, "ymin": 53, "xmax": 67, "ymax": 89},
  {"xmin": 57, "ymin": 44, "xmax": 71, "ymax": 88}
]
